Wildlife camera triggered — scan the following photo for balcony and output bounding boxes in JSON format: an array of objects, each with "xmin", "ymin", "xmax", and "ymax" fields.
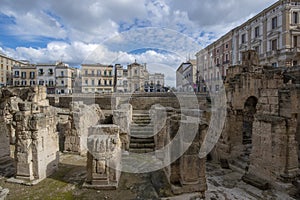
[
  {"xmin": 21, "ymin": 76, "xmax": 27, "ymax": 79},
  {"xmin": 223, "ymin": 60, "xmax": 230, "ymax": 64},
  {"xmin": 266, "ymin": 50, "xmax": 280, "ymax": 57},
  {"xmin": 14, "ymin": 75, "xmax": 19, "ymax": 78}
]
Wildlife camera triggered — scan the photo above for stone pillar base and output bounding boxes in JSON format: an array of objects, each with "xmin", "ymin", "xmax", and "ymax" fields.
[
  {"xmin": 171, "ymin": 182, "xmax": 207, "ymax": 195},
  {"xmin": 82, "ymin": 181, "xmax": 118, "ymax": 190}
]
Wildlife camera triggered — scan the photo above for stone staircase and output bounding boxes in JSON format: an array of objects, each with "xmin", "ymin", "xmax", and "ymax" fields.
[{"xmin": 129, "ymin": 111, "xmax": 155, "ymax": 153}]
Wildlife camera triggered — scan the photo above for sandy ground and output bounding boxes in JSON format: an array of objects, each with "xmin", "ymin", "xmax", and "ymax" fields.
[{"xmin": 0, "ymin": 154, "xmax": 298, "ymax": 200}]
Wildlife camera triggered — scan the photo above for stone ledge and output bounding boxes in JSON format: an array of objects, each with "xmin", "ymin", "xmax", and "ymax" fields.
[
  {"xmin": 6, "ymin": 177, "xmax": 43, "ymax": 186},
  {"xmin": 242, "ymin": 173, "xmax": 269, "ymax": 190},
  {"xmin": 82, "ymin": 181, "xmax": 118, "ymax": 190}
]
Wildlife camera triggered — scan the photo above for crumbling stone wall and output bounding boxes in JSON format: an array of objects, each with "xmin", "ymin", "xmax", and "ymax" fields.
[
  {"xmin": 113, "ymin": 104, "xmax": 132, "ymax": 150},
  {"xmin": 0, "ymin": 86, "xmax": 59, "ymax": 183},
  {"xmin": 152, "ymin": 108, "xmax": 207, "ymax": 197},
  {"xmin": 215, "ymin": 51, "xmax": 300, "ymax": 186},
  {"xmin": 60, "ymin": 102, "xmax": 104, "ymax": 155}
]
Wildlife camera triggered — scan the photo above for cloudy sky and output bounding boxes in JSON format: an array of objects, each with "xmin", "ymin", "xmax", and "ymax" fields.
[{"xmin": 0, "ymin": 0, "xmax": 277, "ymax": 86}]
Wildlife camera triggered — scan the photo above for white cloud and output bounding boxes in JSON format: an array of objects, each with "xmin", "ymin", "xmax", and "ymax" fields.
[{"xmin": 0, "ymin": 0, "xmax": 280, "ymax": 86}]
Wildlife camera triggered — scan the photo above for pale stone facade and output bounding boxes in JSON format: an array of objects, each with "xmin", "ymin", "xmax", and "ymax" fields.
[
  {"xmin": 127, "ymin": 62, "xmax": 149, "ymax": 92},
  {"xmin": 55, "ymin": 63, "xmax": 74, "ymax": 94},
  {"xmin": 13, "ymin": 63, "xmax": 36, "ymax": 87},
  {"xmin": 196, "ymin": 0, "xmax": 300, "ymax": 92},
  {"xmin": 114, "ymin": 64, "xmax": 128, "ymax": 92},
  {"xmin": 36, "ymin": 64, "xmax": 56, "ymax": 94},
  {"xmin": 0, "ymin": 53, "xmax": 24, "ymax": 87},
  {"xmin": 176, "ymin": 60, "xmax": 197, "ymax": 92},
  {"xmin": 81, "ymin": 64, "xmax": 114, "ymax": 93},
  {"xmin": 145, "ymin": 73, "xmax": 165, "ymax": 92}
]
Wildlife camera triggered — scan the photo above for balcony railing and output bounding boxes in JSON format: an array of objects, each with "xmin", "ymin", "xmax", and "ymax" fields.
[{"xmin": 266, "ymin": 50, "xmax": 280, "ymax": 57}]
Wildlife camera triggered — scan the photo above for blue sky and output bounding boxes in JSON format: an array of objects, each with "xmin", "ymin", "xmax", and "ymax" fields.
[{"xmin": 0, "ymin": 0, "xmax": 277, "ymax": 86}]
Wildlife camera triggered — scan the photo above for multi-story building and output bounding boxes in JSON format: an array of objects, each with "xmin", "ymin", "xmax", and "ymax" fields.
[
  {"xmin": 72, "ymin": 67, "xmax": 82, "ymax": 93},
  {"xmin": 196, "ymin": 31, "xmax": 233, "ymax": 92},
  {"xmin": 127, "ymin": 62, "xmax": 149, "ymax": 92},
  {"xmin": 196, "ymin": 0, "xmax": 300, "ymax": 92},
  {"xmin": 55, "ymin": 62, "xmax": 73, "ymax": 94},
  {"xmin": 176, "ymin": 60, "xmax": 197, "ymax": 92},
  {"xmin": 13, "ymin": 62, "xmax": 36, "ymax": 86},
  {"xmin": 114, "ymin": 64, "xmax": 128, "ymax": 92},
  {"xmin": 232, "ymin": 0, "xmax": 300, "ymax": 67},
  {"xmin": 145, "ymin": 73, "xmax": 165, "ymax": 92},
  {"xmin": 0, "ymin": 53, "xmax": 24, "ymax": 87},
  {"xmin": 36, "ymin": 63, "xmax": 56, "ymax": 94},
  {"xmin": 81, "ymin": 64, "xmax": 114, "ymax": 93}
]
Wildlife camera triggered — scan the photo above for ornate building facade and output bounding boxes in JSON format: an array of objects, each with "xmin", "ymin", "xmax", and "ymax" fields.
[{"xmin": 196, "ymin": 0, "xmax": 300, "ymax": 92}]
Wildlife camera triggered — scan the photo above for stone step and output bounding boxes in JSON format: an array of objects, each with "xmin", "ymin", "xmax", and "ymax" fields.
[
  {"xmin": 129, "ymin": 143, "xmax": 155, "ymax": 149},
  {"xmin": 130, "ymin": 137, "xmax": 154, "ymax": 143},
  {"xmin": 129, "ymin": 148, "xmax": 154, "ymax": 153},
  {"xmin": 130, "ymin": 125, "xmax": 153, "ymax": 132},
  {"xmin": 230, "ymin": 158, "xmax": 249, "ymax": 171},
  {"xmin": 132, "ymin": 119, "xmax": 151, "ymax": 124}
]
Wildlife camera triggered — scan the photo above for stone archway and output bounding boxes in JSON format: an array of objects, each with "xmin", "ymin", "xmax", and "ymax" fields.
[{"xmin": 242, "ymin": 96, "xmax": 258, "ymax": 170}]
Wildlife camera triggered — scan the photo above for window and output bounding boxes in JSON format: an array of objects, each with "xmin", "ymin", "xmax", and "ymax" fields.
[
  {"xmin": 30, "ymin": 72, "xmax": 35, "ymax": 79},
  {"xmin": 39, "ymin": 69, "xmax": 44, "ymax": 75},
  {"xmin": 91, "ymin": 70, "xmax": 94, "ymax": 75},
  {"xmin": 134, "ymin": 69, "xmax": 137, "ymax": 75},
  {"xmin": 225, "ymin": 54, "xmax": 229, "ymax": 62},
  {"xmin": 272, "ymin": 62, "xmax": 278, "ymax": 67},
  {"xmin": 241, "ymin": 34, "xmax": 246, "ymax": 44},
  {"xmin": 293, "ymin": 12, "xmax": 298, "ymax": 24},
  {"xmin": 97, "ymin": 70, "xmax": 101, "ymax": 76},
  {"xmin": 272, "ymin": 16, "xmax": 277, "ymax": 29},
  {"xmin": 61, "ymin": 80, "xmax": 64, "ymax": 85},
  {"xmin": 21, "ymin": 72, "xmax": 26, "ymax": 78},
  {"xmin": 104, "ymin": 80, "xmax": 107, "ymax": 85},
  {"xmin": 225, "ymin": 44, "xmax": 229, "ymax": 49},
  {"xmin": 104, "ymin": 71, "xmax": 107, "ymax": 76},
  {"xmin": 98, "ymin": 79, "xmax": 101, "ymax": 85},
  {"xmin": 294, "ymin": 36, "xmax": 298, "ymax": 47},
  {"xmin": 85, "ymin": 80, "xmax": 88, "ymax": 85},
  {"xmin": 49, "ymin": 80, "xmax": 54, "ymax": 86},
  {"xmin": 254, "ymin": 26, "xmax": 260, "ymax": 38},
  {"xmin": 91, "ymin": 79, "xmax": 94, "ymax": 86},
  {"xmin": 61, "ymin": 71, "xmax": 64, "ymax": 76},
  {"xmin": 14, "ymin": 71, "xmax": 19, "ymax": 77},
  {"xmin": 85, "ymin": 70, "xmax": 88, "ymax": 75},
  {"xmin": 48, "ymin": 68, "xmax": 53, "ymax": 75},
  {"xmin": 109, "ymin": 80, "xmax": 112, "ymax": 86},
  {"xmin": 39, "ymin": 80, "xmax": 44, "ymax": 85},
  {"xmin": 271, "ymin": 39, "xmax": 278, "ymax": 50},
  {"xmin": 215, "ymin": 85, "xmax": 219, "ymax": 92}
]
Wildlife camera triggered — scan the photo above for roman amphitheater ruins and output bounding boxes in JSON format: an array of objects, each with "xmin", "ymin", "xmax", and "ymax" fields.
[{"xmin": 0, "ymin": 51, "xmax": 299, "ymax": 199}]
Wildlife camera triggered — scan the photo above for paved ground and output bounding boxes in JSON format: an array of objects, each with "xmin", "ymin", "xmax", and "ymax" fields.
[{"xmin": 0, "ymin": 154, "xmax": 298, "ymax": 200}]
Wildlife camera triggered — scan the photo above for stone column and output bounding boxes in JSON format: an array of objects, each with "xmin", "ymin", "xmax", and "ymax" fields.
[
  {"xmin": 113, "ymin": 104, "xmax": 132, "ymax": 150},
  {"xmin": 84, "ymin": 125, "xmax": 122, "ymax": 189},
  {"xmin": 14, "ymin": 101, "xmax": 59, "ymax": 183}
]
